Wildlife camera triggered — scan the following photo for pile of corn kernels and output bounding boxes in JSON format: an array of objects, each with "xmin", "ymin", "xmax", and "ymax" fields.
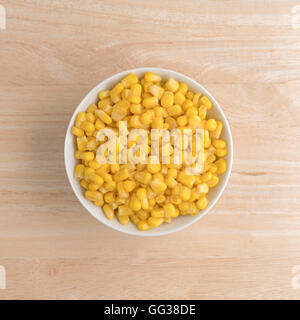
[{"xmin": 71, "ymin": 72, "xmax": 227, "ymax": 231}]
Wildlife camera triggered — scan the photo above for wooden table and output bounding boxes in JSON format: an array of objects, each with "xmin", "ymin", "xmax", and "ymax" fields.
[{"xmin": 1, "ymin": 0, "xmax": 300, "ymax": 300}]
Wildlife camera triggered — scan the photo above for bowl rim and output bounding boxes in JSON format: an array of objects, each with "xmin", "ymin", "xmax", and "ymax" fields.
[{"xmin": 64, "ymin": 67, "xmax": 233, "ymax": 237}]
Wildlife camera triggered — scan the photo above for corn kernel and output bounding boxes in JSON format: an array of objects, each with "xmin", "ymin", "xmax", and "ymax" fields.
[
  {"xmin": 143, "ymin": 96, "xmax": 158, "ymax": 108},
  {"xmin": 206, "ymin": 118, "xmax": 217, "ymax": 131},
  {"xmin": 137, "ymin": 220, "xmax": 151, "ymax": 231},
  {"xmin": 85, "ymin": 190, "xmax": 103, "ymax": 202},
  {"xmin": 148, "ymin": 217, "xmax": 163, "ymax": 228},
  {"xmin": 165, "ymin": 78, "xmax": 179, "ymax": 92},
  {"xmin": 161, "ymin": 91, "xmax": 174, "ymax": 108},
  {"xmin": 144, "ymin": 72, "xmax": 162, "ymax": 82},
  {"xmin": 196, "ymin": 196, "xmax": 208, "ymax": 210},
  {"xmin": 215, "ymin": 148, "xmax": 227, "ymax": 157},
  {"xmin": 103, "ymin": 204, "xmax": 114, "ymax": 220}
]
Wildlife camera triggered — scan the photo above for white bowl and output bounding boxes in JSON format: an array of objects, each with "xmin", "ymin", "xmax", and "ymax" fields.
[{"xmin": 64, "ymin": 68, "xmax": 233, "ymax": 236}]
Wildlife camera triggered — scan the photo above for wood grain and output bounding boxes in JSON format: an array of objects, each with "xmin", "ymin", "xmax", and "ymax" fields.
[{"xmin": 0, "ymin": 0, "xmax": 300, "ymax": 300}]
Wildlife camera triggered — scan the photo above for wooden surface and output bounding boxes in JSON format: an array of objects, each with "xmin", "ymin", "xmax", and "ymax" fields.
[{"xmin": 0, "ymin": 0, "xmax": 300, "ymax": 300}]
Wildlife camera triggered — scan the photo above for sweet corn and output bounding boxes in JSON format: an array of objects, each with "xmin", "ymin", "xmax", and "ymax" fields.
[
  {"xmin": 196, "ymin": 196, "xmax": 208, "ymax": 210},
  {"xmin": 72, "ymin": 71, "xmax": 228, "ymax": 230},
  {"xmin": 151, "ymin": 208, "xmax": 164, "ymax": 218},
  {"xmin": 161, "ymin": 91, "xmax": 174, "ymax": 108},
  {"xmin": 143, "ymin": 96, "xmax": 158, "ymax": 108},
  {"xmin": 144, "ymin": 72, "xmax": 161, "ymax": 82},
  {"xmin": 148, "ymin": 217, "xmax": 163, "ymax": 228},
  {"xmin": 215, "ymin": 148, "xmax": 227, "ymax": 157}
]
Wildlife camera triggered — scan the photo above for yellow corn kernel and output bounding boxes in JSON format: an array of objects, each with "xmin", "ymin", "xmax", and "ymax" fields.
[
  {"xmin": 177, "ymin": 115, "xmax": 187, "ymax": 127},
  {"xmin": 136, "ymin": 188, "xmax": 149, "ymax": 210},
  {"xmin": 103, "ymin": 204, "xmax": 114, "ymax": 220},
  {"xmin": 94, "ymin": 120, "xmax": 104, "ymax": 131},
  {"xmin": 80, "ymin": 179, "xmax": 89, "ymax": 189},
  {"xmin": 129, "ymin": 195, "xmax": 142, "ymax": 211},
  {"xmin": 128, "ymin": 95, "xmax": 141, "ymax": 104},
  {"xmin": 196, "ymin": 183, "xmax": 209, "ymax": 194},
  {"xmin": 117, "ymin": 205, "xmax": 133, "ymax": 217},
  {"xmin": 163, "ymin": 203, "xmax": 178, "ymax": 218},
  {"xmin": 143, "ymin": 81, "xmax": 153, "ymax": 93},
  {"xmin": 75, "ymin": 150, "xmax": 81, "ymax": 159},
  {"xmin": 212, "ymin": 139, "xmax": 226, "ymax": 149},
  {"xmin": 98, "ymin": 97, "xmax": 111, "ymax": 109},
  {"xmin": 192, "ymin": 93, "xmax": 201, "ymax": 107},
  {"xmin": 208, "ymin": 174, "xmax": 219, "ymax": 187},
  {"xmin": 182, "ymin": 99, "xmax": 193, "ymax": 111},
  {"xmin": 140, "ymin": 111, "xmax": 153, "ymax": 125},
  {"xmin": 121, "ymin": 89, "xmax": 131, "ymax": 100},
  {"xmin": 85, "ymin": 190, "xmax": 103, "ymax": 202},
  {"xmin": 165, "ymin": 176, "xmax": 177, "ymax": 189},
  {"xmin": 137, "ymin": 210, "xmax": 149, "ymax": 220},
  {"xmin": 103, "ymin": 191, "xmax": 115, "ymax": 204},
  {"xmin": 71, "ymin": 126, "xmax": 84, "ymax": 137},
  {"xmin": 89, "ymin": 160, "xmax": 101, "ymax": 169},
  {"xmin": 150, "ymin": 177, "xmax": 167, "ymax": 194},
  {"xmin": 178, "ymin": 201, "xmax": 197, "ymax": 215},
  {"xmin": 178, "ymin": 82, "xmax": 188, "ymax": 95},
  {"xmin": 137, "ymin": 220, "xmax": 151, "ymax": 231},
  {"xmin": 121, "ymin": 73, "xmax": 139, "ymax": 88},
  {"xmin": 179, "ymin": 185, "xmax": 191, "ymax": 201},
  {"xmin": 147, "ymin": 159, "xmax": 161, "ymax": 174},
  {"xmin": 198, "ymin": 105, "xmax": 207, "ymax": 120},
  {"xmin": 144, "ymin": 72, "xmax": 162, "ymax": 82},
  {"xmin": 88, "ymin": 172, "xmax": 104, "ymax": 185},
  {"xmin": 149, "ymin": 84, "xmax": 164, "ymax": 99},
  {"xmin": 86, "ymin": 112, "xmax": 95, "ymax": 123},
  {"xmin": 80, "ymin": 152, "xmax": 95, "ymax": 161},
  {"xmin": 95, "ymin": 109, "xmax": 112, "ymax": 125},
  {"xmin": 74, "ymin": 164, "xmax": 85, "ymax": 180},
  {"xmin": 117, "ymin": 182, "xmax": 129, "ymax": 198},
  {"xmin": 103, "ymin": 181, "xmax": 116, "ymax": 193},
  {"xmin": 200, "ymin": 96, "xmax": 212, "ymax": 110},
  {"xmin": 178, "ymin": 171, "xmax": 196, "ymax": 188},
  {"xmin": 170, "ymin": 194, "xmax": 182, "ymax": 205},
  {"xmin": 202, "ymin": 171, "xmax": 212, "ymax": 182},
  {"xmin": 152, "ymin": 117, "xmax": 164, "ymax": 129},
  {"xmin": 186, "ymin": 107, "xmax": 198, "ymax": 117},
  {"xmin": 135, "ymin": 171, "xmax": 152, "ymax": 184},
  {"xmin": 148, "ymin": 217, "xmax": 163, "ymax": 228},
  {"xmin": 123, "ymin": 180, "xmax": 136, "ymax": 193},
  {"xmin": 131, "ymin": 83, "xmax": 142, "ymax": 96},
  {"xmin": 75, "ymin": 112, "xmax": 86, "ymax": 127},
  {"xmin": 196, "ymin": 196, "xmax": 208, "ymax": 210},
  {"xmin": 151, "ymin": 208, "xmax": 164, "ymax": 218},
  {"xmin": 130, "ymin": 214, "xmax": 140, "ymax": 225},
  {"xmin": 174, "ymin": 91, "xmax": 186, "ymax": 105},
  {"xmin": 156, "ymin": 195, "xmax": 166, "ymax": 204},
  {"xmin": 204, "ymin": 130, "xmax": 211, "ymax": 148},
  {"xmin": 188, "ymin": 115, "xmax": 201, "ymax": 129},
  {"xmin": 110, "ymin": 163, "xmax": 120, "ymax": 174},
  {"xmin": 215, "ymin": 148, "xmax": 227, "ymax": 157},
  {"xmin": 165, "ymin": 117, "xmax": 177, "ymax": 130},
  {"xmin": 130, "ymin": 103, "xmax": 142, "ymax": 114},
  {"xmin": 161, "ymin": 91, "xmax": 174, "ymax": 108},
  {"xmin": 210, "ymin": 120, "xmax": 223, "ymax": 139},
  {"xmin": 84, "ymin": 167, "xmax": 94, "ymax": 179},
  {"xmin": 143, "ymin": 96, "xmax": 158, "ymax": 108},
  {"xmin": 206, "ymin": 118, "xmax": 217, "ymax": 131},
  {"xmin": 167, "ymin": 104, "xmax": 183, "ymax": 117},
  {"xmin": 214, "ymin": 158, "xmax": 227, "ymax": 175},
  {"xmin": 88, "ymin": 183, "xmax": 100, "ymax": 192},
  {"xmin": 112, "ymin": 82, "xmax": 124, "ymax": 95},
  {"xmin": 186, "ymin": 91, "xmax": 194, "ymax": 100},
  {"xmin": 114, "ymin": 168, "xmax": 129, "ymax": 182},
  {"xmin": 86, "ymin": 138, "xmax": 99, "ymax": 151},
  {"xmin": 167, "ymin": 168, "xmax": 177, "ymax": 178},
  {"xmin": 165, "ymin": 78, "xmax": 179, "ymax": 92},
  {"xmin": 98, "ymin": 90, "xmax": 110, "ymax": 100},
  {"xmin": 80, "ymin": 121, "xmax": 95, "ymax": 133}
]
